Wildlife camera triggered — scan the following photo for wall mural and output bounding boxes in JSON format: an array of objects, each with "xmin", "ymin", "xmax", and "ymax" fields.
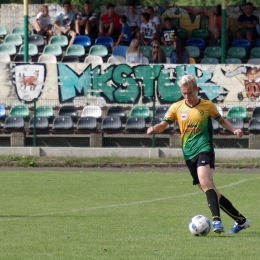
[{"xmin": 0, "ymin": 63, "xmax": 259, "ymax": 107}]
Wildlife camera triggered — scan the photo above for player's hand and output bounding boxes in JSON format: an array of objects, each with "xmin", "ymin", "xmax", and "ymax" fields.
[
  {"xmin": 234, "ymin": 129, "xmax": 243, "ymax": 138},
  {"xmin": 147, "ymin": 126, "xmax": 155, "ymax": 135}
]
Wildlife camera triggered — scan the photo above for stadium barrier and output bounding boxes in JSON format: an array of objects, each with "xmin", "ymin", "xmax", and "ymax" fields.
[{"xmin": 0, "ymin": 99, "xmax": 260, "ymax": 149}]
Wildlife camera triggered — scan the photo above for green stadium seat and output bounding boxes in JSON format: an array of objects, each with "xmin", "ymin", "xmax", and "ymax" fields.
[
  {"xmin": 11, "ymin": 26, "xmax": 24, "ymax": 36},
  {"xmin": 191, "ymin": 28, "xmax": 209, "ymax": 39},
  {"xmin": 225, "ymin": 58, "xmax": 242, "ymax": 64},
  {"xmin": 139, "ymin": 46, "xmax": 152, "ymax": 58},
  {"xmin": 200, "ymin": 57, "xmax": 219, "ymax": 64},
  {"xmin": 161, "ymin": 46, "xmax": 174, "ymax": 57},
  {"xmin": 9, "ymin": 104, "xmax": 30, "ymax": 118},
  {"xmin": 177, "ymin": 28, "xmax": 187, "ymax": 40},
  {"xmin": 204, "ymin": 46, "xmax": 221, "ymax": 58},
  {"xmin": 49, "ymin": 35, "xmax": 68, "ymax": 47},
  {"xmin": 43, "ymin": 44, "xmax": 62, "ymax": 56},
  {"xmin": 227, "ymin": 47, "xmax": 246, "ymax": 59},
  {"xmin": 250, "ymin": 47, "xmax": 260, "ymax": 58},
  {"xmin": 35, "ymin": 105, "xmax": 54, "ymax": 118},
  {"xmin": 65, "ymin": 45, "xmax": 85, "ymax": 57},
  {"xmin": 19, "ymin": 44, "xmax": 38, "ymax": 56},
  {"xmin": 4, "ymin": 34, "xmax": 23, "ymax": 46},
  {"xmin": 129, "ymin": 105, "xmax": 150, "ymax": 120},
  {"xmin": 226, "ymin": 106, "xmax": 247, "ymax": 120},
  {"xmin": 0, "ymin": 26, "xmax": 7, "ymax": 37},
  {"xmin": 0, "ymin": 43, "xmax": 17, "ymax": 55},
  {"xmin": 88, "ymin": 45, "xmax": 108, "ymax": 57},
  {"xmin": 185, "ymin": 46, "xmax": 200, "ymax": 58}
]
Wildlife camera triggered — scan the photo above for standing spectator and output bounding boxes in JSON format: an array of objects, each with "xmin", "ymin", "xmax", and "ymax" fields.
[
  {"xmin": 54, "ymin": 1, "xmax": 77, "ymax": 46},
  {"xmin": 237, "ymin": 2, "xmax": 258, "ymax": 45},
  {"xmin": 114, "ymin": 15, "xmax": 132, "ymax": 47},
  {"xmin": 33, "ymin": 5, "xmax": 53, "ymax": 44},
  {"xmin": 170, "ymin": 39, "xmax": 190, "ymax": 64},
  {"xmin": 160, "ymin": 17, "xmax": 178, "ymax": 46},
  {"xmin": 75, "ymin": 1, "xmax": 97, "ymax": 36},
  {"xmin": 99, "ymin": 3, "xmax": 121, "ymax": 37},
  {"xmin": 137, "ymin": 12, "xmax": 156, "ymax": 46},
  {"xmin": 148, "ymin": 40, "xmax": 166, "ymax": 64},
  {"xmin": 147, "ymin": 6, "xmax": 161, "ymax": 40},
  {"xmin": 126, "ymin": 38, "xmax": 143, "ymax": 63},
  {"xmin": 125, "ymin": 4, "xmax": 140, "ymax": 37}
]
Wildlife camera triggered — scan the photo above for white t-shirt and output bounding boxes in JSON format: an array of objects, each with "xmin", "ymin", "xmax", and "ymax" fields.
[
  {"xmin": 149, "ymin": 16, "xmax": 160, "ymax": 29},
  {"xmin": 36, "ymin": 12, "xmax": 51, "ymax": 30},
  {"xmin": 126, "ymin": 52, "xmax": 143, "ymax": 63},
  {"xmin": 139, "ymin": 22, "xmax": 156, "ymax": 39}
]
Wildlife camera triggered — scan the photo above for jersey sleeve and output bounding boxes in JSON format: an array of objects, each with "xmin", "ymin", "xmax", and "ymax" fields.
[
  {"xmin": 210, "ymin": 103, "xmax": 221, "ymax": 120},
  {"xmin": 162, "ymin": 104, "xmax": 177, "ymax": 124}
]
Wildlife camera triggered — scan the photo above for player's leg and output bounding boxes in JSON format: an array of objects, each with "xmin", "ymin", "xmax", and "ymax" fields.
[{"xmin": 197, "ymin": 164, "xmax": 224, "ymax": 233}]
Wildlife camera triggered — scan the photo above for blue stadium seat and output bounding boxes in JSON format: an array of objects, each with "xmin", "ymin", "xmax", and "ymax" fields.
[
  {"xmin": 155, "ymin": 106, "xmax": 169, "ymax": 119},
  {"xmin": 73, "ymin": 35, "xmax": 91, "ymax": 48},
  {"xmin": 232, "ymin": 39, "xmax": 251, "ymax": 50},
  {"xmin": 3, "ymin": 116, "xmax": 24, "ymax": 132},
  {"xmin": 28, "ymin": 116, "xmax": 49, "ymax": 129},
  {"xmin": 124, "ymin": 117, "xmax": 146, "ymax": 132},
  {"xmin": 52, "ymin": 116, "xmax": 74, "ymax": 130},
  {"xmin": 112, "ymin": 45, "xmax": 128, "ymax": 57},
  {"xmin": 95, "ymin": 36, "xmax": 114, "ymax": 48},
  {"xmin": 58, "ymin": 106, "xmax": 77, "ymax": 121},
  {"xmin": 107, "ymin": 106, "xmax": 126, "ymax": 121},
  {"xmin": 101, "ymin": 116, "xmax": 122, "ymax": 132},
  {"xmin": 186, "ymin": 38, "xmax": 205, "ymax": 50},
  {"xmin": 76, "ymin": 116, "xmax": 97, "ymax": 133},
  {"xmin": 248, "ymin": 117, "xmax": 260, "ymax": 134},
  {"xmin": 0, "ymin": 104, "xmax": 6, "ymax": 119}
]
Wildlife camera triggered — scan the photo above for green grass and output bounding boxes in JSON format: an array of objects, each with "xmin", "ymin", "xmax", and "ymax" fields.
[{"xmin": 0, "ymin": 170, "xmax": 259, "ymax": 259}]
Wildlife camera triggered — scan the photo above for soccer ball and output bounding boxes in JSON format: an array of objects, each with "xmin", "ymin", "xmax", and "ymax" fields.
[{"xmin": 189, "ymin": 215, "xmax": 211, "ymax": 236}]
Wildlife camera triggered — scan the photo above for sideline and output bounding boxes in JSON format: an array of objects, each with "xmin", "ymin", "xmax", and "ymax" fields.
[{"xmin": 0, "ymin": 177, "xmax": 259, "ymax": 222}]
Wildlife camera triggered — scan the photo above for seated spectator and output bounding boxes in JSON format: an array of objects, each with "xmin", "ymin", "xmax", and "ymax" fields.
[
  {"xmin": 137, "ymin": 12, "xmax": 156, "ymax": 46},
  {"xmin": 160, "ymin": 17, "xmax": 178, "ymax": 46},
  {"xmin": 54, "ymin": 1, "xmax": 77, "ymax": 46},
  {"xmin": 147, "ymin": 6, "xmax": 161, "ymax": 40},
  {"xmin": 149, "ymin": 40, "xmax": 166, "ymax": 64},
  {"xmin": 170, "ymin": 39, "xmax": 190, "ymax": 64},
  {"xmin": 125, "ymin": 4, "xmax": 140, "ymax": 37},
  {"xmin": 113, "ymin": 15, "xmax": 132, "ymax": 48},
  {"xmin": 75, "ymin": 0, "xmax": 97, "ymax": 36},
  {"xmin": 126, "ymin": 38, "xmax": 143, "ymax": 63},
  {"xmin": 33, "ymin": 5, "xmax": 53, "ymax": 43},
  {"xmin": 237, "ymin": 2, "xmax": 258, "ymax": 45},
  {"xmin": 99, "ymin": 3, "xmax": 121, "ymax": 37},
  {"xmin": 209, "ymin": 29, "xmax": 221, "ymax": 47}
]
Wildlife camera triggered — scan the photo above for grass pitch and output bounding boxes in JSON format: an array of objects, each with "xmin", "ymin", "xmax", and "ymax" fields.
[{"xmin": 0, "ymin": 169, "xmax": 259, "ymax": 260}]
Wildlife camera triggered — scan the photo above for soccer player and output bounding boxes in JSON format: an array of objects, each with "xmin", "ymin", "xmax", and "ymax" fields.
[{"xmin": 147, "ymin": 75, "xmax": 250, "ymax": 234}]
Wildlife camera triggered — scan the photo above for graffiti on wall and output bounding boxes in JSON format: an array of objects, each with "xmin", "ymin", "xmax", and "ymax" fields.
[{"xmin": 0, "ymin": 63, "xmax": 258, "ymax": 106}]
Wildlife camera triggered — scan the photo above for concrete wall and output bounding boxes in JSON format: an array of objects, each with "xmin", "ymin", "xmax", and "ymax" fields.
[{"xmin": 0, "ymin": 146, "xmax": 259, "ymax": 159}]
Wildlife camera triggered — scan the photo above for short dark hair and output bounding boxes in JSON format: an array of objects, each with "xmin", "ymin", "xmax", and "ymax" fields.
[
  {"xmin": 84, "ymin": 0, "xmax": 91, "ymax": 4},
  {"xmin": 164, "ymin": 17, "xmax": 171, "ymax": 22},
  {"xmin": 141, "ymin": 12, "xmax": 150, "ymax": 22},
  {"xmin": 63, "ymin": 1, "xmax": 71, "ymax": 6},
  {"xmin": 106, "ymin": 3, "xmax": 115, "ymax": 9},
  {"xmin": 147, "ymin": 6, "xmax": 154, "ymax": 12},
  {"xmin": 120, "ymin": 15, "xmax": 127, "ymax": 24}
]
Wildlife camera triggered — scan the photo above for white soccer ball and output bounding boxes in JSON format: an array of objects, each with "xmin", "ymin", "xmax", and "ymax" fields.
[{"xmin": 189, "ymin": 215, "xmax": 211, "ymax": 236}]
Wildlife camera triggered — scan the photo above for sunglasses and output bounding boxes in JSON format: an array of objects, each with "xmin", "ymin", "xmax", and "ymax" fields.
[{"xmin": 153, "ymin": 46, "xmax": 159, "ymax": 48}]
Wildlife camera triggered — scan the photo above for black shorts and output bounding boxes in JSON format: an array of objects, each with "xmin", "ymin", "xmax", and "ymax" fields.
[{"xmin": 185, "ymin": 152, "xmax": 215, "ymax": 185}]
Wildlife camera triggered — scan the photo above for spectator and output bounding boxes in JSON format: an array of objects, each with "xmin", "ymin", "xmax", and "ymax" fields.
[
  {"xmin": 160, "ymin": 17, "xmax": 178, "ymax": 46},
  {"xmin": 99, "ymin": 3, "xmax": 121, "ymax": 37},
  {"xmin": 170, "ymin": 39, "xmax": 190, "ymax": 64},
  {"xmin": 113, "ymin": 15, "xmax": 132, "ymax": 48},
  {"xmin": 148, "ymin": 40, "xmax": 166, "ymax": 64},
  {"xmin": 54, "ymin": 1, "xmax": 77, "ymax": 46},
  {"xmin": 33, "ymin": 5, "xmax": 53, "ymax": 44},
  {"xmin": 126, "ymin": 38, "xmax": 143, "ymax": 63},
  {"xmin": 125, "ymin": 4, "xmax": 140, "ymax": 37},
  {"xmin": 147, "ymin": 6, "xmax": 161, "ymax": 40},
  {"xmin": 237, "ymin": 2, "xmax": 258, "ymax": 45},
  {"xmin": 75, "ymin": 1, "xmax": 97, "ymax": 36},
  {"xmin": 137, "ymin": 12, "xmax": 156, "ymax": 46}
]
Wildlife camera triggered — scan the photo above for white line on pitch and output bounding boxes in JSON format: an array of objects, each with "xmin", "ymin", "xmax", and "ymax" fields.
[{"xmin": 0, "ymin": 177, "xmax": 259, "ymax": 222}]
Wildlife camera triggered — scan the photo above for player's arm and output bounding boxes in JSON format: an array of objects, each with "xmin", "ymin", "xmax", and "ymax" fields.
[
  {"xmin": 217, "ymin": 117, "xmax": 243, "ymax": 138},
  {"xmin": 147, "ymin": 121, "xmax": 169, "ymax": 135}
]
